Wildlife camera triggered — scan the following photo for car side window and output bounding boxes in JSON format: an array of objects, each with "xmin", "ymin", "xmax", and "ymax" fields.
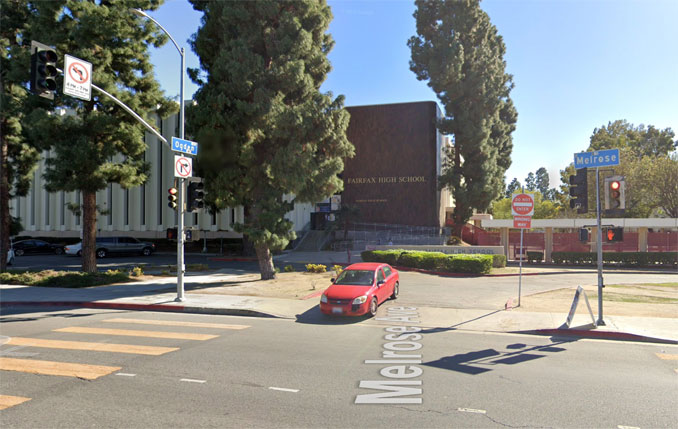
[
  {"xmin": 120, "ymin": 237, "xmax": 133, "ymax": 243},
  {"xmin": 377, "ymin": 269, "xmax": 385, "ymax": 283},
  {"xmin": 383, "ymin": 266, "xmax": 392, "ymax": 277}
]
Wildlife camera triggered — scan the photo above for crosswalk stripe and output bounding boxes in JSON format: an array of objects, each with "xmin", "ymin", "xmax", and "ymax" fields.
[
  {"xmin": 6, "ymin": 337, "xmax": 179, "ymax": 356},
  {"xmin": 102, "ymin": 318, "xmax": 250, "ymax": 330},
  {"xmin": 0, "ymin": 395, "xmax": 31, "ymax": 410},
  {"xmin": 656, "ymin": 353, "xmax": 678, "ymax": 360},
  {"xmin": 0, "ymin": 357, "xmax": 121, "ymax": 380},
  {"xmin": 54, "ymin": 327, "xmax": 218, "ymax": 341}
]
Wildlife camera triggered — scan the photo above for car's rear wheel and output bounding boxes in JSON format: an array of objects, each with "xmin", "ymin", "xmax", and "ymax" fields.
[
  {"xmin": 141, "ymin": 247, "xmax": 152, "ymax": 256},
  {"xmin": 76, "ymin": 250, "xmax": 82, "ymax": 257},
  {"xmin": 369, "ymin": 297, "xmax": 378, "ymax": 317},
  {"xmin": 54, "ymin": 248, "xmax": 63, "ymax": 255},
  {"xmin": 390, "ymin": 281, "xmax": 399, "ymax": 300},
  {"xmin": 15, "ymin": 249, "xmax": 24, "ymax": 257},
  {"xmin": 96, "ymin": 248, "xmax": 107, "ymax": 258}
]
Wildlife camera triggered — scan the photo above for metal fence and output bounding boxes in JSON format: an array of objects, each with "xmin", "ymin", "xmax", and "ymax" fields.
[{"xmin": 330, "ymin": 222, "xmax": 448, "ymax": 251}]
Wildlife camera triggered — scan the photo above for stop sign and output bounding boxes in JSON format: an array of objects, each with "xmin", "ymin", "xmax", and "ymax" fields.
[{"xmin": 512, "ymin": 193, "xmax": 534, "ymax": 216}]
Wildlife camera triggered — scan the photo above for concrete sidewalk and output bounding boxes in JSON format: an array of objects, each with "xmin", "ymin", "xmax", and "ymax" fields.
[{"xmin": 2, "ymin": 250, "xmax": 677, "ymax": 345}]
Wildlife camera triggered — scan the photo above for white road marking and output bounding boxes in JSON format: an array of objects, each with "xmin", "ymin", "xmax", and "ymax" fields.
[
  {"xmin": 617, "ymin": 426, "xmax": 640, "ymax": 429},
  {"xmin": 457, "ymin": 407, "xmax": 487, "ymax": 414},
  {"xmin": 180, "ymin": 378, "xmax": 207, "ymax": 383},
  {"xmin": 116, "ymin": 373, "xmax": 137, "ymax": 377},
  {"xmin": 269, "ymin": 387, "xmax": 299, "ymax": 393}
]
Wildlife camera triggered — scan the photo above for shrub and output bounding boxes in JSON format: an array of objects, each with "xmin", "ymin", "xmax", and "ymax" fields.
[
  {"xmin": 332, "ymin": 265, "xmax": 343, "ymax": 275},
  {"xmin": 440, "ymin": 255, "xmax": 492, "ymax": 274},
  {"xmin": 361, "ymin": 249, "xmax": 404, "ymax": 265},
  {"xmin": 492, "ymin": 254, "xmax": 507, "ymax": 268},
  {"xmin": 551, "ymin": 251, "xmax": 676, "ymax": 267},
  {"xmin": 284, "ymin": 265, "xmax": 295, "ymax": 272},
  {"xmin": 130, "ymin": 266, "xmax": 144, "ymax": 277},
  {"xmin": 527, "ymin": 251, "xmax": 543, "ymax": 263},
  {"xmin": 305, "ymin": 263, "xmax": 327, "ymax": 273}
]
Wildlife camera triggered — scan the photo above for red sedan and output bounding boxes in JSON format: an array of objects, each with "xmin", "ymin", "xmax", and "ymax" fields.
[{"xmin": 320, "ymin": 262, "xmax": 399, "ymax": 317}]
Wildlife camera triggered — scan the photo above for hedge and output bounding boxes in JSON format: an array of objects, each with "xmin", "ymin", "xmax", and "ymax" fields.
[
  {"xmin": 361, "ymin": 249, "xmax": 496, "ymax": 274},
  {"xmin": 551, "ymin": 251, "xmax": 677, "ymax": 267}
]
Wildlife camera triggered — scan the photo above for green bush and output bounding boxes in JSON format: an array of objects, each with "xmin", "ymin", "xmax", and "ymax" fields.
[
  {"xmin": 551, "ymin": 251, "xmax": 676, "ymax": 267},
  {"xmin": 361, "ymin": 249, "xmax": 404, "ymax": 265},
  {"xmin": 440, "ymin": 255, "xmax": 493, "ymax": 274},
  {"xmin": 527, "ymin": 251, "xmax": 543, "ymax": 263},
  {"xmin": 492, "ymin": 254, "xmax": 507, "ymax": 268},
  {"xmin": 284, "ymin": 265, "xmax": 295, "ymax": 272},
  {"xmin": 305, "ymin": 264, "xmax": 327, "ymax": 273},
  {"xmin": 0, "ymin": 269, "xmax": 131, "ymax": 288},
  {"xmin": 130, "ymin": 266, "xmax": 144, "ymax": 277}
]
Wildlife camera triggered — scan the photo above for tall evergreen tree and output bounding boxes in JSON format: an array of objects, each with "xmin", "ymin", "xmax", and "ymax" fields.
[
  {"xmin": 505, "ymin": 177, "xmax": 520, "ymax": 198},
  {"xmin": 187, "ymin": 0, "xmax": 353, "ymax": 280},
  {"xmin": 25, "ymin": 0, "xmax": 174, "ymax": 273},
  {"xmin": 0, "ymin": 0, "xmax": 42, "ymax": 271},
  {"xmin": 524, "ymin": 172, "xmax": 536, "ymax": 191},
  {"xmin": 409, "ymin": 0, "xmax": 517, "ymax": 236}
]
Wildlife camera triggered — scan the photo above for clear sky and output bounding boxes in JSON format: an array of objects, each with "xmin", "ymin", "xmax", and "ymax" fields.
[{"xmin": 144, "ymin": 0, "xmax": 678, "ymax": 190}]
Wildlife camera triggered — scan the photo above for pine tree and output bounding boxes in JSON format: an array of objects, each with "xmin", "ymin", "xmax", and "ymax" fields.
[
  {"xmin": 24, "ymin": 0, "xmax": 175, "ymax": 273},
  {"xmin": 409, "ymin": 0, "xmax": 517, "ymax": 236},
  {"xmin": 0, "ymin": 0, "xmax": 42, "ymax": 271},
  {"xmin": 187, "ymin": 0, "xmax": 353, "ymax": 280}
]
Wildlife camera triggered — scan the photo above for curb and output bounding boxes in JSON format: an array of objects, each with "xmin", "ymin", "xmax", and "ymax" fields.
[
  {"xmin": 0, "ymin": 301, "xmax": 286, "ymax": 319},
  {"xmin": 519, "ymin": 328, "xmax": 678, "ymax": 345}
]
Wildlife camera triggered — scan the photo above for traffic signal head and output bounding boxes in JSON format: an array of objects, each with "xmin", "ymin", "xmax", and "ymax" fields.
[
  {"xmin": 187, "ymin": 180, "xmax": 204, "ymax": 212},
  {"xmin": 30, "ymin": 41, "xmax": 58, "ymax": 100},
  {"xmin": 605, "ymin": 227, "xmax": 623, "ymax": 243},
  {"xmin": 167, "ymin": 187, "xmax": 178, "ymax": 209},
  {"xmin": 605, "ymin": 177, "xmax": 625, "ymax": 211},
  {"xmin": 166, "ymin": 227, "xmax": 177, "ymax": 240},
  {"xmin": 568, "ymin": 167, "xmax": 588, "ymax": 214}
]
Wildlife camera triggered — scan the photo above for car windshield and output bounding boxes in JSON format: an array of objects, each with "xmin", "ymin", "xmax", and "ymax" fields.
[{"xmin": 334, "ymin": 270, "xmax": 374, "ymax": 286}]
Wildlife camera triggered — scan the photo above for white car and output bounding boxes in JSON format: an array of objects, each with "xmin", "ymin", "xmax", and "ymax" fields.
[
  {"xmin": 64, "ymin": 242, "xmax": 82, "ymax": 256},
  {"xmin": 6, "ymin": 247, "xmax": 15, "ymax": 265}
]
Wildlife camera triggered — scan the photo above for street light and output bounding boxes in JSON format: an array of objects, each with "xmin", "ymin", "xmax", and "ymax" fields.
[{"xmin": 131, "ymin": 8, "xmax": 187, "ymax": 302}]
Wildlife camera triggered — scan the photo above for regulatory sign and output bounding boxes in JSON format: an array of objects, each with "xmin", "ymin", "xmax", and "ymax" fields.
[
  {"xmin": 174, "ymin": 155, "xmax": 192, "ymax": 178},
  {"xmin": 171, "ymin": 137, "xmax": 198, "ymax": 156},
  {"xmin": 63, "ymin": 55, "xmax": 92, "ymax": 101},
  {"xmin": 574, "ymin": 148, "xmax": 620, "ymax": 169},
  {"xmin": 511, "ymin": 193, "xmax": 534, "ymax": 217},
  {"xmin": 513, "ymin": 216, "xmax": 532, "ymax": 229}
]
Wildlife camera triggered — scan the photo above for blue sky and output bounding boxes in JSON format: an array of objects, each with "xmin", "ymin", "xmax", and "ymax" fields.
[{"xmin": 144, "ymin": 0, "xmax": 678, "ymax": 190}]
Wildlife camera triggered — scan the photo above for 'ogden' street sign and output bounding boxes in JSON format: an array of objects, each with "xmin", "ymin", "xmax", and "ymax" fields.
[
  {"xmin": 574, "ymin": 149, "xmax": 620, "ymax": 169},
  {"xmin": 171, "ymin": 137, "xmax": 198, "ymax": 156}
]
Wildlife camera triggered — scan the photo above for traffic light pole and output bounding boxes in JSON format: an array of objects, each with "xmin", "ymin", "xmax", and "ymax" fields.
[
  {"xmin": 595, "ymin": 167, "xmax": 605, "ymax": 326},
  {"xmin": 176, "ymin": 47, "xmax": 186, "ymax": 302}
]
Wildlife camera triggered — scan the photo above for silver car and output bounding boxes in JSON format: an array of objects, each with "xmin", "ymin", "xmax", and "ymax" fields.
[{"xmin": 65, "ymin": 237, "xmax": 156, "ymax": 258}]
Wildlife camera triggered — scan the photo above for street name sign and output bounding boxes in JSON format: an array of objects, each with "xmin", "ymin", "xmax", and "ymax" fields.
[
  {"xmin": 171, "ymin": 137, "xmax": 198, "ymax": 156},
  {"xmin": 174, "ymin": 155, "xmax": 192, "ymax": 178},
  {"xmin": 63, "ymin": 55, "xmax": 92, "ymax": 101},
  {"xmin": 574, "ymin": 149, "xmax": 620, "ymax": 169},
  {"xmin": 511, "ymin": 193, "xmax": 534, "ymax": 217}
]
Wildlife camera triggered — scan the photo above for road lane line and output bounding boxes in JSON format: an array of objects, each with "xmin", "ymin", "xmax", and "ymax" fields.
[
  {"xmin": 54, "ymin": 327, "xmax": 218, "ymax": 341},
  {"xmin": 116, "ymin": 373, "xmax": 137, "ymax": 377},
  {"xmin": 7, "ymin": 337, "xmax": 179, "ymax": 355},
  {"xmin": 102, "ymin": 318, "xmax": 250, "ymax": 330},
  {"xmin": 457, "ymin": 408, "xmax": 487, "ymax": 414},
  {"xmin": 656, "ymin": 353, "xmax": 678, "ymax": 360},
  {"xmin": 0, "ymin": 357, "xmax": 121, "ymax": 380},
  {"xmin": 269, "ymin": 387, "xmax": 299, "ymax": 393},
  {"xmin": 0, "ymin": 395, "xmax": 31, "ymax": 410},
  {"xmin": 180, "ymin": 378, "xmax": 206, "ymax": 383}
]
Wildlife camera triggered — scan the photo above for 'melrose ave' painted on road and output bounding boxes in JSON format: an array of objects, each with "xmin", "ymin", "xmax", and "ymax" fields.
[{"xmin": 355, "ymin": 306, "xmax": 423, "ymax": 404}]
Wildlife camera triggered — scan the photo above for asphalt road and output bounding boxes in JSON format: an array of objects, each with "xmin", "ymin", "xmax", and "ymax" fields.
[{"xmin": 1, "ymin": 308, "xmax": 676, "ymax": 428}]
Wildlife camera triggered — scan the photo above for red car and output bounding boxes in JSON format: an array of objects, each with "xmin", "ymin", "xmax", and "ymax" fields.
[{"xmin": 320, "ymin": 262, "xmax": 399, "ymax": 317}]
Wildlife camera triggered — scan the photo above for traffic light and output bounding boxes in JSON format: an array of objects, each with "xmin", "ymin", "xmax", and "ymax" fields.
[
  {"xmin": 605, "ymin": 227, "xmax": 624, "ymax": 242},
  {"xmin": 166, "ymin": 227, "xmax": 178, "ymax": 240},
  {"xmin": 569, "ymin": 167, "xmax": 588, "ymax": 214},
  {"xmin": 167, "ymin": 187, "xmax": 178, "ymax": 209},
  {"xmin": 186, "ymin": 180, "xmax": 204, "ymax": 212},
  {"xmin": 604, "ymin": 176, "xmax": 625, "ymax": 211},
  {"xmin": 30, "ymin": 41, "xmax": 58, "ymax": 100},
  {"xmin": 579, "ymin": 228, "xmax": 589, "ymax": 242}
]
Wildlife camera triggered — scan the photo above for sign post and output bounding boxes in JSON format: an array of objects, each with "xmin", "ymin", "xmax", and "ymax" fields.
[
  {"xmin": 573, "ymin": 149, "xmax": 620, "ymax": 326},
  {"xmin": 512, "ymin": 192, "xmax": 534, "ymax": 307}
]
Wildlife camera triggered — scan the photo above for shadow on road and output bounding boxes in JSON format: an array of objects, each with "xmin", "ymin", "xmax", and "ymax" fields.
[{"xmin": 294, "ymin": 306, "xmax": 370, "ymax": 325}]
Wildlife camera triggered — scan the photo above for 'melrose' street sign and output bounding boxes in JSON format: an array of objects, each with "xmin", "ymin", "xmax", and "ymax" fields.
[{"xmin": 574, "ymin": 148, "xmax": 620, "ymax": 169}]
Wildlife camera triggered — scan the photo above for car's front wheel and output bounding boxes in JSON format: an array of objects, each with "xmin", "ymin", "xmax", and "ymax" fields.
[
  {"xmin": 54, "ymin": 248, "xmax": 63, "ymax": 255},
  {"xmin": 390, "ymin": 281, "xmax": 399, "ymax": 300},
  {"xmin": 96, "ymin": 248, "xmax": 107, "ymax": 258},
  {"xmin": 368, "ymin": 297, "xmax": 378, "ymax": 317},
  {"xmin": 14, "ymin": 249, "xmax": 24, "ymax": 257},
  {"xmin": 141, "ymin": 247, "xmax": 152, "ymax": 256}
]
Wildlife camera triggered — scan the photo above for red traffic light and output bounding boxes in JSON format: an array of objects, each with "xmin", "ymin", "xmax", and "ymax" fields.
[
  {"xmin": 609, "ymin": 181, "xmax": 620, "ymax": 191},
  {"xmin": 168, "ymin": 187, "xmax": 178, "ymax": 195}
]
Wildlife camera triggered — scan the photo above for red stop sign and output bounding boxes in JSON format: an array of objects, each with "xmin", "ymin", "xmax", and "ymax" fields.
[{"xmin": 512, "ymin": 193, "xmax": 534, "ymax": 216}]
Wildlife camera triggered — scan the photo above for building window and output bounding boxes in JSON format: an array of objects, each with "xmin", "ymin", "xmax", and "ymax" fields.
[
  {"xmin": 60, "ymin": 191, "xmax": 65, "ymax": 226},
  {"xmin": 124, "ymin": 189, "xmax": 129, "ymax": 226},
  {"xmin": 45, "ymin": 191, "xmax": 50, "ymax": 226},
  {"xmin": 108, "ymin": 183, "xmax": 113, "ymax": 225}
]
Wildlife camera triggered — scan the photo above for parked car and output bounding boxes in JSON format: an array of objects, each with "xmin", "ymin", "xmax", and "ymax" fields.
[
  {"xmin": 66, "ymin": 237, "xmax": 156, "ymax": 258},
  {"xmin": 12, "ymin": 239, "xmax": 65, "ymax": 256},
  {"xmin": 319, "ymin": 262, "xmax": 399, "ymax": 317}
]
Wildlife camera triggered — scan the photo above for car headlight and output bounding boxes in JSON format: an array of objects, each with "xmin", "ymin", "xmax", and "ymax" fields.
[
  {"xmin": 352, "ymin": 295, "xmax": 367, "ymax": 305},
  {"xmin": 320, "ymin": 294, "xmax": 328, "ymax": 303}
]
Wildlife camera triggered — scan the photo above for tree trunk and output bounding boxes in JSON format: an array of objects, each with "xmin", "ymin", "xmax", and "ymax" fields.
[
  {"xmin": 0, "ymin": 131, "xmax": 9, "ymax": 272},
  {"xmin": 81, "ymin": 191, "xmax": 97, "ymax": 273},
  {"xmin": 255, "ymin": 242, "xmax": 276, "ymax": 280}
]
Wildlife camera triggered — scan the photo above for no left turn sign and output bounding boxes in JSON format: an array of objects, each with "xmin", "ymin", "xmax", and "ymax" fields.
[
  {"xmin": 174, "ymin": 155, "xmax": 192, "ymax": 178},
  {"xmin": 63, "ymin": 54, "xmax": 92, "ymax": 101}
]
